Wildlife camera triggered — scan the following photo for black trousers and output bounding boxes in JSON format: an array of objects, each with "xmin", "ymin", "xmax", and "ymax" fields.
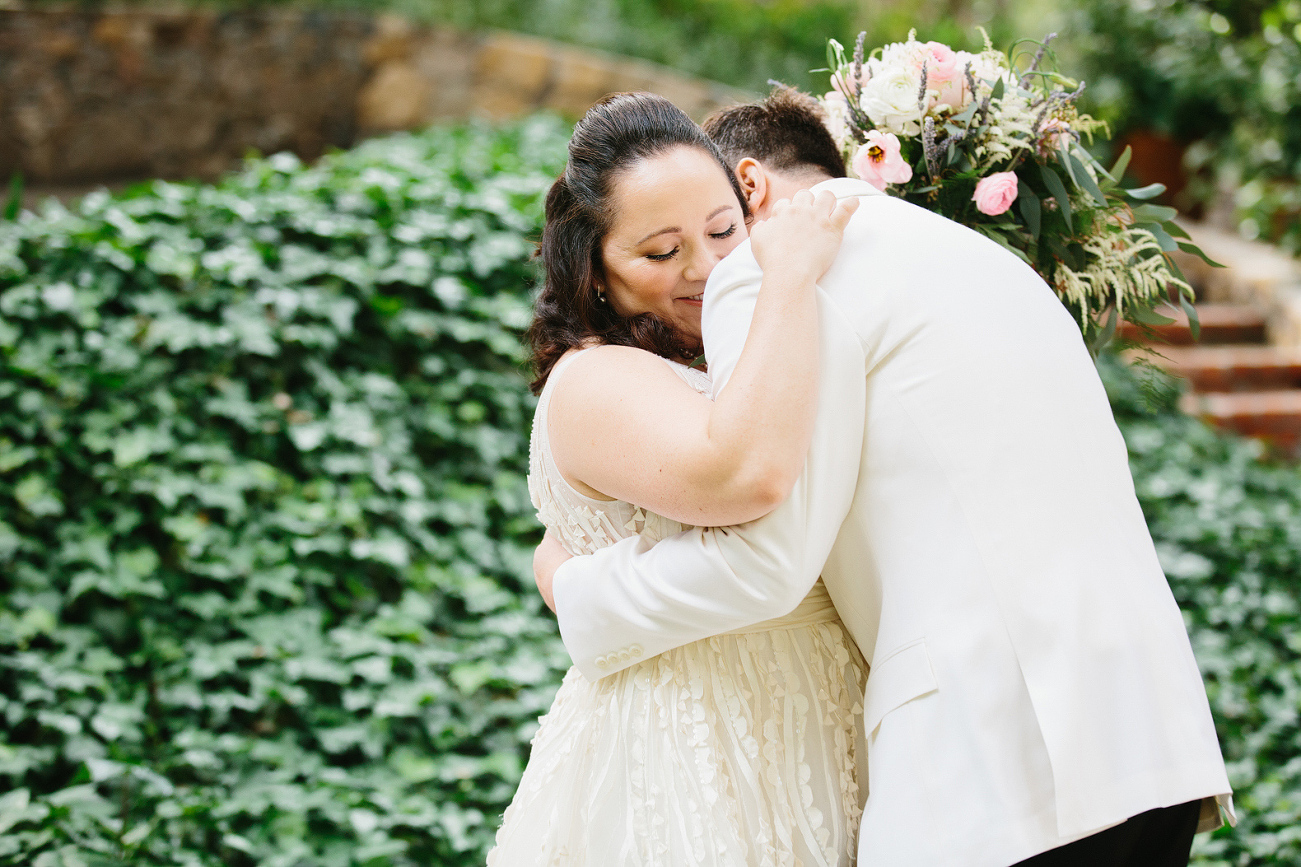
[{"xmin": 1012, "ymin": 800, "xmax": 1203, "ymax": 867}]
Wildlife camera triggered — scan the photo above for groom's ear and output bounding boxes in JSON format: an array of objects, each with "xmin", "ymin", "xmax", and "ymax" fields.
[{"xmin": 734, "ymin": 157, "xmax": 767, "ymax": 213}]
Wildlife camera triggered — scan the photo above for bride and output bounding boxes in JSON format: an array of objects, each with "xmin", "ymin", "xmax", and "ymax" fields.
[{"xmin": 486, "ymin": 92, "xmax": 865, "ymax": 866}]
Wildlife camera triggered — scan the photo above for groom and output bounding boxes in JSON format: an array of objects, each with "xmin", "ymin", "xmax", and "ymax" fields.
[{"xmin": 536, "ymin": 89, "xmax": 1233, "ymax": 867}]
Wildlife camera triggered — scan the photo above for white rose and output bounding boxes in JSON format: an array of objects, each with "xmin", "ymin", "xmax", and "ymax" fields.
[{"xmin": 859, "ymin": 65, "xmax": 926, "ymax": 136}]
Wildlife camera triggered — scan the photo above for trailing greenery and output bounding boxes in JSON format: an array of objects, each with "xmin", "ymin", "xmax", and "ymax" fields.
[
  {"xmin": 1, "ymin": 117, "xmax": 1299, "ymax": 867},
  {"xmin": 0, "ymin": 117, "xmax": 573, "ymax": 866},
  {"xmin": 1070, "ymin": 0, "xmax": 1301, "ymax": 255}
]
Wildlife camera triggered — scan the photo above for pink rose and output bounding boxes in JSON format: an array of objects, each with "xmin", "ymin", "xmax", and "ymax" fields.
[
  {"xmin": 852, "ymin": 130, "xmax": 913, "ymax": 191},
  {"xmin": 972, "ymin": 172, "xmax": 1019, "ymax": 216},
  {"xmin": 921, "ymin": 41, "xmax": 959, "ymax": 84}
]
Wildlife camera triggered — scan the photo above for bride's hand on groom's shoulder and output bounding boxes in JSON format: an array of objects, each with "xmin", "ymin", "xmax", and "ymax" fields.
[
  {"xmin": 749, "ymin": 189, "xmax": 858, "ymax": 286},
  {"xmin": 534, "ymin": 531, "xmax": 572, "ymax": 614}
]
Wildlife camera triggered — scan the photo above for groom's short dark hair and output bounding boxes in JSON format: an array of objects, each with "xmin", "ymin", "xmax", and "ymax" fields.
[{"xmin": 703, "ymin": 86, "xmax": 847, "ymax": 180}]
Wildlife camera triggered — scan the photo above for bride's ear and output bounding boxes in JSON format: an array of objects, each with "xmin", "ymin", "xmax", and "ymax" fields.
[{"xmin": 735, "ymin": 158, "xmax": 766, "ymax": 213}]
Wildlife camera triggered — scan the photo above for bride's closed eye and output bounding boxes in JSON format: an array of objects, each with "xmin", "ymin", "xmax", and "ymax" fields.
[{"xmin": 644, "ymin": 224, "xmax": 738, "ymax": 262}]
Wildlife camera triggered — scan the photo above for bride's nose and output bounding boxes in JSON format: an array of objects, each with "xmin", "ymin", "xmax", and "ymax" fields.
[{"xmin": 682, "ymin": 244, "xmax": 722, "ymax": 283}]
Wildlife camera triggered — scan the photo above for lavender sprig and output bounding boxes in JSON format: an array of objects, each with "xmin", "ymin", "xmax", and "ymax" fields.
[
  {"xmin": 922, "ymin": 117, "xmax": 941, "ymax": 181},
  {"xmin": 841, "ymin": 30, "xmax": 872, "ymax": 144}
]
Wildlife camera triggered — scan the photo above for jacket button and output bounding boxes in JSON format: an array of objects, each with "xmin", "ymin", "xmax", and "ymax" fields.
[
  {"xmin": 618, "ymin": 649, "xmax": 631, "ymax": 661},
  {"xmin": 596, "ymin": 656, "xmax": 609, "ymax": 670},
  {"xmin": 630, "ymin": 645, "xmax": 643, "ymax": 658}
]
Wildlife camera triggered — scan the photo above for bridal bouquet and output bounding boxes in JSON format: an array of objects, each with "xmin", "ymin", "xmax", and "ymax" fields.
[{"xmin": 819, "ymin": 31, "xmax": 1211, "ymax": 350}]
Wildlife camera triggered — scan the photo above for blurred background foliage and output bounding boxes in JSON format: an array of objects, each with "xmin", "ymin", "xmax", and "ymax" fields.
[{"xmin": 1067, "ymin": 0, "xmax": 1301, "ymax": 255}]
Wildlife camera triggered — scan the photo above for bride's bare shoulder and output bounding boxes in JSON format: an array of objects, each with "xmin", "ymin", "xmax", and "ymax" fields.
[
  {"xmin": 559, "ymin": 344, "xmax": 680, "ymax": 384},
  {"xmin": 550, "ymin": 344, "xmax": 699, "ymax": 417}
]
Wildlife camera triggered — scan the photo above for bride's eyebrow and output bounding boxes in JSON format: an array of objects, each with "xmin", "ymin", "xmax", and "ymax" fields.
[{"xmin": 634, "ymin": 205, "xmax": 736, "ymax": 246}]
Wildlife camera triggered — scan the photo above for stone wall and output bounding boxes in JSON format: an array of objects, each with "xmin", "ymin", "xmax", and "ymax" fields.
[{"xmin": 0, "ymin": 5, "xmax": 751, "ymax": 187}]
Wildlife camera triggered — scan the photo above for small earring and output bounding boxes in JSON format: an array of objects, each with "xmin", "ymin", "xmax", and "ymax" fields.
[{"xmin": 596, "ymin": 287, "xmax": 607, "ymax": 304}]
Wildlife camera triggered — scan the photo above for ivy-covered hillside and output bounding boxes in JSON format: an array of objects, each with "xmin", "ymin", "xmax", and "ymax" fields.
[
  {"xmin": 0, "ymin": 118, "xmax": 572, "ymax": 866},
  {"xmin": 1, "ymin": 118, "xmax": 1300, "ymax": 867}
]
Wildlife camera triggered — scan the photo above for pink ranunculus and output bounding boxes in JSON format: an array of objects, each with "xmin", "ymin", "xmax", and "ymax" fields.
[
  {"xmin": 972, "ymin": 172, "xmax": 1019, "ymax": 216},
  {"xmin": 852, "ymin": 130, "xmax": 913, "ymax": 191}
]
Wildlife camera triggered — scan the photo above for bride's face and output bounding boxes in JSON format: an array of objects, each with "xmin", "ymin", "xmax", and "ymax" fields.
[{"xmin": 600, "ymin": 145, "xmax": 748, "ymax": 348}]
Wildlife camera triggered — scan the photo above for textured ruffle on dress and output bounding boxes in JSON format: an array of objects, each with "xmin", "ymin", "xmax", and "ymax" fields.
[{"xmin": 487, "ymin": 348, "xmax": 869, "ymax": 867}]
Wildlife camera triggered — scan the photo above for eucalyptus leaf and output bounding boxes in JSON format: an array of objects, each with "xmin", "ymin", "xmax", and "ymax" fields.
[
  {"xmin": 1131, "ymin": 203, "xmax": 1179, "ymax": 224},
  {"xmin": 1124, "ymin": 183, "xmax": 1167, "ymax": 201},
  {"xmin": 1018, "ymin": 192, "xmax": 1042, "ymax": 241},
  {"xmin": 1125, "ymin": 304, "xmax": 1177, "ymax": 326},
  {"xmin": 1039, "ymin": 165, "xmax": 1074, "ymax": 233},
  {"xmin": 1179, "ymin": 293, "xmax": 1201, "ymax": 343},
  {"xmin": 1177, "ymin": 240, "xmax": 1226, "ymax": 269},
  {"xmin": 1137, "ymin": 222, "xmax": 1180, "ymax": 253},
  {"xmin": 1107, "ymin": 145, "xmax": 1133, "ymax": 186},
  {"xmin": 1067, "ymin": 151, "xmax": 1108, "ymax": 207}
]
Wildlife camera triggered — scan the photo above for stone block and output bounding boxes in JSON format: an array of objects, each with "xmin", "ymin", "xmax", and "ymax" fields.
[
  {"xmin": 410, "ymin": 30, "xmax": 477, "ymax": 121},
  {"xmin": 358, "ymin": 61, "xmax": 431, "ymax": 132},
  {"xmin": 363, "ymin": 13, "xmax": 414, "ymax": 65},
  {"xmin": 473, "ymin": 32, "xmax": 554, "ymax": 118},
  {"xmin": 546, "ymin": 48, "xmax": 616, "ymax": 117}
]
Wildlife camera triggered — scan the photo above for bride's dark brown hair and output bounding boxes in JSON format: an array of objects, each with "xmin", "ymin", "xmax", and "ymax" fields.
[{"xmin": 526, "ymin": 92, "xmax": 750, "ymax": 394}]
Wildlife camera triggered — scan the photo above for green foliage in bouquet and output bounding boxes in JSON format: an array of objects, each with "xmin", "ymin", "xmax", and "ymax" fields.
[
  {"xmin": 819, "ymin": 31, "xmax": 1218, "ymax": 352},
  {"xmin": 0, "ymin": 117, "xmax": 572, "ymax": 866}
]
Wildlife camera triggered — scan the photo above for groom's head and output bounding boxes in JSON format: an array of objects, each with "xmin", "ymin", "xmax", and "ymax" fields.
[{"xmin": 703, "ymin": 87, "xmax": 846, "ymax": 220}]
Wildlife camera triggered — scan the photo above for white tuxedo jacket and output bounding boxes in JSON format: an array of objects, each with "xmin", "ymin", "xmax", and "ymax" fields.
[{"xmin": 552, "ymin": 177, "xmax": 1232, "ymax": 867}]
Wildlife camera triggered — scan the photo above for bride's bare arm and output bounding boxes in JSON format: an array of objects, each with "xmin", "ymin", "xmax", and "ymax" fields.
[{"xmin": 546, "ymin": 189, "xmax": 858, "ymax": 527}]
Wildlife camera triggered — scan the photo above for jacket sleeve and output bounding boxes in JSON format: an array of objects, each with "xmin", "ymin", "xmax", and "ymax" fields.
[{"xmin": 551, "ymin": 244, "xmax": 867, "ymax": 680}]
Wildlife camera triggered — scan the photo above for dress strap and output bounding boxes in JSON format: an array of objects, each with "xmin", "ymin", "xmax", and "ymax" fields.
[
  {"xmin": 534, "ymin": 347, "xmax": 614, "ymax": 506},
  {"xmin": 543, "ymin": 346, "xmax": 597, "ymax": 399}
]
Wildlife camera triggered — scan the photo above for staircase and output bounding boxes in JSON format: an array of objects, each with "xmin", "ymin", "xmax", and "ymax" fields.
[{"xmin": 1120, "ymin": 303, "xmax": 1301, "ymax": 456}]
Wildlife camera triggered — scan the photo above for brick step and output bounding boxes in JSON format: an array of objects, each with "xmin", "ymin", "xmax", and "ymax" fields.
[
  {"xmin": 1147, "ymin": 346, "xmax": 1301, "ymax": 392},
  {"xmin": 1119, "ymin": 303, "xmax": 1269, "ymax": 346},
  {"xmin": 1179, "ymin": 390, "xmax": 1301, "ymax": 453}
]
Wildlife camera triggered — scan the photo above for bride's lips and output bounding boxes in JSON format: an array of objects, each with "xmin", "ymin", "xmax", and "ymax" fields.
[{"xmin": 677, "ymin": 293, "xmax": 704, "ymax": 306}]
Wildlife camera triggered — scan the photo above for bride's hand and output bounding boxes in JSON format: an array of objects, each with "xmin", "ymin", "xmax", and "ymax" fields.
[
  {"xmin": 534, "ymin": 530, "xmax": 572, "ymax": 614},
  {"xmin": 748, "ymin": 189, "xmax": 859, "ymax": 287}
]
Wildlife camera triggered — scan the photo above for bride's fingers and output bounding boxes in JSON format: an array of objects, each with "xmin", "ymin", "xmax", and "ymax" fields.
[
  {"xmin": 791, "ymin": 188, "xmax": 817, "ymax": 207},
  {"xmin": 830, "ymin": 195, "xmax": 860, "ymax": 230},
  {"xmin": 811, "ymin": 189, "xmax": 838, "ymax": 217}
]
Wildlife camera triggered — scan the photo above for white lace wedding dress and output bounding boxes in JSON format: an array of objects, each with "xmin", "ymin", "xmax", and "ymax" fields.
[{"xmin": 487, "ymin": 349, "xmax": 869, "ymax": 867}]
